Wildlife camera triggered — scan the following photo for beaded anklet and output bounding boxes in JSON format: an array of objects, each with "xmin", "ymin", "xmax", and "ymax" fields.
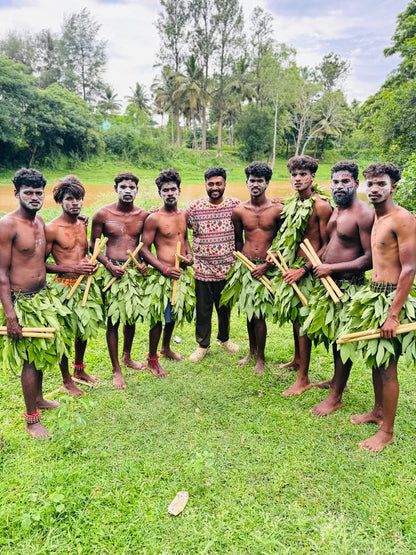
[
  {"xmin": 24, "ymin": 410, "xmax": 41, "ymax": 424},
  {"xmin": 73, "ymin": 362, "xmax": 85, "ymax": 370},
  {"xmin": 147, "ymin": 353, "xmax": 159, "ymax": 364}
]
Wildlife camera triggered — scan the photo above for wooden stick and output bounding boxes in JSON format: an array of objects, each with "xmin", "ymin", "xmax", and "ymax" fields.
[
  {"xmin": 175, "ymin": 253, "xmax": 188, "ymax": 263},
  {"xmin": 0, "ymin": 326, "xmax": 55, "ymax": 333},
  {"xmin": 81, "ymin": 238, "xmax": 101, "ymax": 307},
  {"xmin": 0, "ymin": 331, "xmax": 55, "ymax": 338},
  {"xmin": 234, "ymin": 252, "xmax": 274, "ymax": 294},
  {"xmin": 102, "ymin": 242, "xmax": 143, "ymax": 293},
  {"xmin": 303, "ymin": 238, "xmax": 343, "ymax": 299},
  {"xmin": 276, "ymin": 251, "xmax": 289, "ymax": 272},
  {"xmin": 67, "ymin": 236, "xmax": 109, "ymax": 300},
  {"xmin": 127, "ymin": 250, "xmax": 142, "ymax": 270},
  {"xmin": 267, "ymin": 250, "xmax": 308, "ymax": 307},
  {"xmin": 235, "ymin": 252, "xmax": 273, "ymax": 287},
  {"xmin": 300, "ymin": 242, "xmax": 340, "ymax": 304},
  {"xmin": 171, "ymin": 241, "xmax": 181, "ymax": 305},
  {"xmin": 337, "ymin": 322, "xmax": 416, "ymax": 344},
  {"xmin": 73, "ymin": 377, "xmax": 96, "ymax": 388}
]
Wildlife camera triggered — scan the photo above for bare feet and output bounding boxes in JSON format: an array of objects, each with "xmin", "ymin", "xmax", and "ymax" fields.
[
  {"xmin": 73, "ymin": 368, "xmax": 98, "ymax": 383},
  {"xmin": 62, "ymin": 380, "xmax": 85, "ymax": 397},
  {"xmin": 253, "ymin": 359, "xmax": 265, "ymax": 375},
  {"xmin": 359, "ymin": 429, "xmax": 393, "ymax": 452},
  {"xmin": 278, "ymin": 359, "xmax": 299, "ymax": 370},
  {"xmin": 146, "ymin": 358, "xmax": 169, "ymax": 378},
  {"xmin": 310, "ymin": 396, "xmax": 343, "ymax": 416},
  {"xmin": 121, "ymin": 354, "xmax": 146, "ymax": 370},
  {"xmin": 350, "ymin": 410, "xmax": 383, "ymax": 426},
  {"xmin": 36, "ymin": 399, "xmax": 60, "ymax": 410},
  {"xmin": 160, "ymin": 348, "xmax": 185, "ymax": 361},
  {"xmin": 113, "ymin": 370, "xmax": 127, "ymax": 389},
  {"xmin": 313, "ymin": 379, "xmax": 349, "ymax": 392},
  {"xmin": 25, "ymin": 422, "xmax": 50, "ymax": 439},
  {"xmin": 282, "ymin": 378, "xmax": 312, "ymax": 397},
  {"xmin": 238, "ymin": 352, "xmax": 255, "ymax": 367}
]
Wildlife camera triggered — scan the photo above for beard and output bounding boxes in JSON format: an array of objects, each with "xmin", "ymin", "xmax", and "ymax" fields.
[{"xmin": 332, "ymin": 190, "xmax": 354, "ymax": 206}]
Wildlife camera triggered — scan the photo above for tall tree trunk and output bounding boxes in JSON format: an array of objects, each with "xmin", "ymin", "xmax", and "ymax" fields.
[
  {"xmin": 176, "ymin": 113, "xmax": 181, "ymax": 146},
  {"xmin": 170, "ymin": 114, "xmax": 174, "ymax": 146},
  {"xmin": 201, "ymin": 105, "xmax": 207, "ymax": 151},
  {"xmin": 192, "ymin": 117, "xmax": 198, "ymax": 150},
  {"xmin": 217, "ymin": 115, "xmax": 222, "ymax": 157},
  {"xmin": 271, "ymin": 94, "xmax": 278, "ymax": 170},
  {"xmin": 313, "ymin": 136, "xmax": 318, "ymax": 158},
  {"xmin": 28, "ymin": 144, "xmax": 38, "ymax": 168}
]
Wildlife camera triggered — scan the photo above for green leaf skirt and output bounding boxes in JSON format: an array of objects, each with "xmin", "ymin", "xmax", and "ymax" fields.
[
  {"xmin": 220, "ymin": 259, "xmax": 278, "ymax": 321},
  {"xmin": 300, "ymin": 279, "xmax": 364, "ymax": 350},
  {"xmin": 140, "ymin": 267, "xmax": 195, "ymax": 329},
  {"xmin": 270, "ymin": 257, "xmax": 315, "ymax": 326},
  {"xmin": 49, "ymin": 276, "xmax": 105, "ymax": 342},
  {"xmin": 0, "ymin": 286, "xmax": 71, "ymax": 376},
  {"xmin": 339, "ymin": 283, "xmax": 416, "ymax": 369}
]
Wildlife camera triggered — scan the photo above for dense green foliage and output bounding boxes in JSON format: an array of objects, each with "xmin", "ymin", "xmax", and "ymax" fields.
[{"xmin": 394, "ymin": 153, "xmax": 416, "ymax": 214}]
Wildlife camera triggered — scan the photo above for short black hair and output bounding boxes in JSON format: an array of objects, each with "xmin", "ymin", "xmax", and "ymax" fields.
[
  {"xmin": 155, "ymin": 168, "xmax": 181, "ymax": 192},
  {"xmin": 363, "ymin": 163, "xmax": 401, "ymax": 184},
  {"xmin": 12, "ymin": 168, "xmax": 46, "ymax": 192},
  {"xmin": 244, "ymin": 161, "xmax": 273, "ymax": 182},
  {"xmin": 52, "ymin": 175, "xmax": 85, "ymax": 204},
  {"xmin": 287, "ymin": 155, "xmax": 319, "ymax": 174},
  {"xmin": 204, "ymin": 166, "xmax": 227, "ymax": 181},
  {"xmin": 331, "ymin": 160, "xmax": 359, "ymax": 181},
  {"xmin": 114, "ymin": 171, "xmax": 139, "ymax": 186}
]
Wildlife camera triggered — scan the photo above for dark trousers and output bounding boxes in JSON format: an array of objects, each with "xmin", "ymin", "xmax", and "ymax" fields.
[{"xmin": 195, "ymin": 279, "xmax": 230, "ymax": 348}]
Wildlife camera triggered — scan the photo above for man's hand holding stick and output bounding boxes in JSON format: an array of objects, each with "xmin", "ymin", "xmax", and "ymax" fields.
[
  {"xmin": 67, "ymin": 237, "xmax": 108, "ymax": 300},
  {"xmin": 267, "ymin": 250, "xmax": 308, "ymax": 306},
  {"xmin": 234, "ymin": 251, "xmax": 274, "ymax": 294},
  {"xmin": 102, "ymin": 242, "xmax": 143, "ymax": 293},
  {"xmin": 171, "ymin": 241, "xmax": 181, "ymax": 305},
  {"xmin": 299, "ymin": 240, "xmax": 341, "ymax": 304}
]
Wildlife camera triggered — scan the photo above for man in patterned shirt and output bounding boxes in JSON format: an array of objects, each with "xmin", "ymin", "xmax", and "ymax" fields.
[{"xmin": 187, "ymin": 167, "xmax": 240, "ymax": 362}]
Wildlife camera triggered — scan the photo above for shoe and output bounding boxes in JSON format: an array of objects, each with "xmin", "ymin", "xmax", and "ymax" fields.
[
  {"xmin": 217, "ymin": 340, "xmax": 240, "ymax": 353},
  {"xmin": 189, "ymin": 346, "xmax": 210, "ymax": 363}
]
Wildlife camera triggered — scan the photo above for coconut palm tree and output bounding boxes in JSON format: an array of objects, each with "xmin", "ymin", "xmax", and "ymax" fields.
[
  {"xmin": 152, "ymin": 65, "xmax": 185, "ymax": 146},
  {"xmin": 125, "ymin": 82, "xmax": 151, "ymax": 124},
  {"xmin": 97, "ymin": 85, "xmax": 121, "ymax": 115}
]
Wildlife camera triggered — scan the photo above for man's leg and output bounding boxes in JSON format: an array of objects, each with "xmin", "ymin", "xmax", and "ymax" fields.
[
  {"xmin": 239, "ymin": 318, "xmax": 256, "ymax": 367},
  {"xmin": 214, "ymin": 280, "xmax": 239, "ymax": 354},
  {"xmin": 283, "ymin": 320, "xmax": 312, "ymax": 396},
  {"xmin": 311, "ymin": 344, "xmax": 352, "ymax": 416},
  {"xmin": 73, "ymin": 338, "xmax": 98, "ymax": 383},
  {"xmin": 147, "ymin": 321, "xmax": 169, "ymax": 377},
  {"xmin": 195, "ymin": 279, "xmax": 214, "ymax": 348},
  {"xmin": 278, "ymin": 322, "xmax": 300, "ymax": 370},
  {"xmin": 106, "ymin": 318, "xmax": 126, "ymax": 389},
  {"xmin": 253, "ymin": 316, "xmax": 267, "ymax": 375},
  {"xmin": 60, "ymin": 354, "xmax": 84, "ymax": 396},
  {"xmin": 359, "ymin": 357, "xmax": 398, "ymax": 452},
  {"xmin": 21, "ymin": 362, "xmax": 51, "ymax": 438},
  {"xmin": 121, "ymin": 323, "xmax": 145, "ymax": 370},
  {"xmin": 350, "ymin": 366, "xmax": 384, "ymax": 425},
  {"xmin": 161, "ymin": 321, "xmax": 184, "ymax": 361}
]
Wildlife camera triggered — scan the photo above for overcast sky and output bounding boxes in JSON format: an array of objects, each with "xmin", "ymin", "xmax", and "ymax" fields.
[{"xmin": 0, "ymin": 0, "xmax": 409, "ymax": 105}]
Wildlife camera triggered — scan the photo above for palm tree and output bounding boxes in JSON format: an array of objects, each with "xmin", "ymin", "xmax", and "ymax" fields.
[
  {"xmin": 97, "ymin": 86, "xmax": 121, "ymax": 115},
  {"xmin": 125, "ymin": 82, "xmax": 151, "ymax": 123},
  {"xmin": 152, "ymin": 65, "xmax": 185, "ymax": 146}
]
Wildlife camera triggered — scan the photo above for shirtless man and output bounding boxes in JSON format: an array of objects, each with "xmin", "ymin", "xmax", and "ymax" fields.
[
  {"xmin": 0, "ymin": 169, "xmax": 61, "ymax": 438},
  {"xmin": 279, "ymin": 155, "xmax": 332, "ymax": 396},
  {"xmin": 307, "ymin": 161, "xmax": 374, "ymax": 415},
  {"xmin": 231, "ymin": 162, "xmax": 283, "ymax": 374},
  {"xmin": 140, "ymin": 169, "xmax": 193, "ymax": 377},
  {"xmin": 90, "ymin": 171, "xmax": 148, "ymax": 389},
  {"xmin": 45, "ymin": 175, "xmax": 100, "ymax": 396},
  {"xmin": 350, "ymin": 163, "xmax": 416, "ymax": 451}
]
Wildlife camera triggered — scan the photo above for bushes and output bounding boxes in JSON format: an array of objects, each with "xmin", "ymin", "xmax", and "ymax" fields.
[{"xmin": 394, "ymin": 153, "xmax": 416, "ymax": 215}]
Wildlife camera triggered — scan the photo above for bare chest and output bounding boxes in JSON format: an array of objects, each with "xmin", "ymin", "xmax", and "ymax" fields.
[
  {"xmin": 328, "ymin": 212, "xmax": 359, "ymax": 243},
  {"xmin": 14, "ymin": 222, "xmax": 45, "ymax": 259},
  {"xmin": 104, "ymin": 218, "xmax": 144, "ymax": 239}
]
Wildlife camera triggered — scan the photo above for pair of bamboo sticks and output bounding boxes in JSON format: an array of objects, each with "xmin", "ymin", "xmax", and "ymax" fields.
[
  {"xmin": 102, "ymin": 242, "xmax": 143, "ymax": 293},
  {"xmin": 300, "ymin": 238, "xmax": 343, "ymax": 304},
  {"xmin": 234, "ymin": 251, "xmax": 274, "ymax": 294},
  {"xmin": 0, "ymin": 326, "xmax": 55, "ymax": 339},
  {"xmin": 266, "ymin": 250, "xmax": 308, "ymax": 306},
  {"xmin": 66, "ymin": 236, "xmax": 109, "ymax": 302},
  {"xmin": 337, "ymin": 322, "xmax": 416, "ymax": 344}
]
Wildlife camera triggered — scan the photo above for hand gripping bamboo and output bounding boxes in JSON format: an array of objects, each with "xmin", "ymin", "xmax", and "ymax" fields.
[
  {"xmin": 267, "ymin": 250, "xmax": 308, "ymax": 307},
  {"xmin": 303, "ymin": 239, "xmax": 343, "ymax": 298},
  {"xmin": 102, "ymin": 242, "xmax": 143, "ymax": 293},
  {"xmin": 337, "ymin": 322, "xmax": 416, "ymax": 344},
  {"xmin": 171, "ymin": 241, "xmax": 182, "ymax": 305},
  {"xmin": 234, "ymin": 252, "xmax": 274, "ymax": 294},
  {"xmin": 67, "ymin": 237, "xmax": 109, "ymax": 300},
  {"xmin": 81, "ymin": 238, "xmax": 101, "ymax": 307},
  {"xmin": 299, "ymin": 242, "xmax": 340, "ymax": 304}
]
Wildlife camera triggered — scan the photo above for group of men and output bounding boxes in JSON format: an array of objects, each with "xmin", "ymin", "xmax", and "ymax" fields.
[{"xmin": 1, "ymin": 156, "xmax": 415, "ymax": 453}]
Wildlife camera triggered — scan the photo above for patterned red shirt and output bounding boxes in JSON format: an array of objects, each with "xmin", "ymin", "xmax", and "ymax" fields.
[{"xmin": 186, "ymin": 196, "xmax": 241, "ymax": 281}]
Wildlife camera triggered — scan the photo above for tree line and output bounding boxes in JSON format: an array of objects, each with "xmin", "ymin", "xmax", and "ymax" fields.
[{"xmin": 1, "ymin": 1, "xmax": 416, "ymax": 171}]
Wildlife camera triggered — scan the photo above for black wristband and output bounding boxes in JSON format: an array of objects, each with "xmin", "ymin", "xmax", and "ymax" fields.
[{"xmin": 301, "ymin": 264, "xmax": 309, "ymax": 275}]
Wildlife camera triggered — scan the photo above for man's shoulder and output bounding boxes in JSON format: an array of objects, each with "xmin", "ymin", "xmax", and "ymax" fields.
[
  {"xmin": 226, "ymin": 196, "xmax": 241, "ymax": 207},
  {"xmin": 92, "ymin": 203, "xmax": 114, "ymax": 219},
  {"xmin": 392, "ymin": 204, "xmax": 416, "ymax": 225},
  {"xmin": 187, "ymin": 197, "xmax": 207, "ymax": 211}
]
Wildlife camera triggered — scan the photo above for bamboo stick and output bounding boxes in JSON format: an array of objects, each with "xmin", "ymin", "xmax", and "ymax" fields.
[
  {"xmin": 102, "ymin": 242, "xmax": 143, "ymax": 293},
  {"xmin": 127, "ymin": 250, "xmax": 142, "ymax": 270},
  {"xmin": 0, "ymin": 327, "xmax": 55, "ymax": 333},
  {"xmin": 234, "ymin": 252, "xmax": 274, "ymax": 294},
  {"xmin": 303, "ymin": 238, "xmax": 343, "ymax": 298},
  {"xmin": 276, "ymin": 251, "xmax": 289, "ymax": 272},
  {"xmin": 267, "ymin": 250, "xmax": 308, "ymax": 307},
  {"xmin": 81, "ymin": 238, "xmax": 101, "ymax": 307},
  {"xmin": 337, "ymin": 322, "xmax": 416, "ymax": 344},
  {"xmin": 235, "ymin": 252, "xmax": 273, "ymax": 287},
  {"xmin": 175, "ymin": 253, "xmax": 188, "ymax": 263},
  {"xmin": 171, "ymin": 241, "xmax": 181, "ymax": 305},
  {"xmin": 300, "ymin": 242, "xmax": 340, "ymax": 304},
  {"xmin": 0, "ymin": 331, "xmax": 55, "ymax": 338},
  {"xmin": 67, "ymin": 236, "xmax": 109, "ymax": 300}
]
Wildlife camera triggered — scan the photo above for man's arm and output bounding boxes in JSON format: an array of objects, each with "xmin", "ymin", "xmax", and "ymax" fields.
[
  {"xmin": 183, "ymin": 227, "xmax": 194, "ymax": 266},
  {"xmin": 381, "ymin": 213, "xmax": 416, "ymax": 338},
  {"xmin": 45, "ymin": 223, "xmax": 97, "ymax": 275},
  {"xmin": 231, "ymin": 207, "xmax": 244, "ymax": 253},
  {"xmin": 90, "ymin": 210, "xmax": 124, "ymax": 278},
  {"xmin": 0, "ymin": 219, "xmax": 22, "ymax": 339},
  {"xmin": 140, "ymin": 215, "xmax": 182, "ymax": 279}
]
